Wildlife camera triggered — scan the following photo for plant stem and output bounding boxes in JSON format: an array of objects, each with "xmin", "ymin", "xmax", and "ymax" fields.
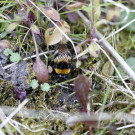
[
  {"xmin": 89, "ymin": 0, "xmax": 96, "ymax": 39},
  {"xmin": 51, "ymin": 71, "xmax": 92, "ymax": 88},
  {"xmin": 77, "ymin": 38, "xmax": 91, "ymax": 47},
  {"xmin": 15, "ymin": 0, "xmax": 27, "ymax": 11},
  {"xmin": 31, "ymin": 30, "xmax": 40, "ymax": 60}
]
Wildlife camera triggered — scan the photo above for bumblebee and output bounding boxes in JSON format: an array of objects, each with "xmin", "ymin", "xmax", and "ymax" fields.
[{"xmin": 53, "ymin": 44, "xmax": 73, "ymax": 78}]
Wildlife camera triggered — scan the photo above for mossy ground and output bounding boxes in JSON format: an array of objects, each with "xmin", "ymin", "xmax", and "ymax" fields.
[
  {"xmin": 0, "ymin": 2, "xmax": 135, "ymax": 135},
  {"xmin": 1, "ymin": 31, "xmax": 135, "ymax": 134}
]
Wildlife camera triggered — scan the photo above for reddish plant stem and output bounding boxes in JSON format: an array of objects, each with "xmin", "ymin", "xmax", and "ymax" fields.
[
  {"xmin": 91, "ymin": 0, "xmax": 95, "ymax": 22},
  {"xmin": 77, "ymin": 38, "xmax": 91, "ymax": 47},
  {"xmin": 15, "ymin": 0, "xmax": 27, "ymax": 11},
  {"xmin": 31, "ymin": 29, "xmax": 40, "ymax": 60},
  {"xmin": 90, "ymin": 0, "xmax": 96, "ymax": 39},
  {"xmin": 90, "ymin": 15, "xmax": 96, "ymax": 39},
  {"xmin": 29, "ymin": 20, "xmax": 40, "ymax": 60}
]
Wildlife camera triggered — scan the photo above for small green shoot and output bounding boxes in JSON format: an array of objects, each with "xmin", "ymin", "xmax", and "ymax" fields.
[
  {"xmin": 30, "ymin": 79, "xmax": 39, "ymax": 89},
  {"xmin": 97, "ymin": 84, "xmax": 111, "ymax": 133},
  {"xmin": 4, "ymin": 48, "xmax": 12, "ymax": 56},
  {"xmin": 4, "ymin": 48, "xmax": 21, "ymax": 62},
  {"xmin": 9, "ymin": 52, "xmax": 21, "ymax": 62},
  {"xmin": 41, "ymin": 83, "xmax": 50, "ymax": 92}
]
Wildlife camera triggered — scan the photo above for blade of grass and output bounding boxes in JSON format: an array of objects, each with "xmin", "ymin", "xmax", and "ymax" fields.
[
  {"xmin": 51, "ymin": 71, "xmax": 93, "ymax": 88},
  {"xmin": 0, "ymin": 3, "xmax": 16, "ymax": 10},
  {"xmin": 97, "ymin": 84, "xmax": 111, "ymax": 131}
]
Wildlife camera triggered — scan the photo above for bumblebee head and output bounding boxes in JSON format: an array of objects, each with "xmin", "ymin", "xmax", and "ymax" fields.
[
  {"xmin": 54, "ymin": 53, "xmax": 71, "ymax": 63},
  {"xmin": 54, "ymin": 44, "xmax": 72, "ymax": 64}
]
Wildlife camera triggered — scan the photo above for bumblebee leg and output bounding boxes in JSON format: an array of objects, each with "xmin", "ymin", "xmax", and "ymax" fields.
[
  {"xmin": 49, "ymin": 60, "xmax": 55, "ymax": 67},
  {"xmin": 69, "ymin": 63, "xmax": 76, "ymax": 70}
]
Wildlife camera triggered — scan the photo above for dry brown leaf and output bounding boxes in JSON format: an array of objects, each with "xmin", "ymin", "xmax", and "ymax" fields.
[
  {"xmin": 66, "ymin": 2, "xmax": 84, "ymax": 10},
  {"xmin": 59, "ymin": 37, "xmax": 68, "ymax": 44},
  {"xmin": 45, "ymin": 27, "xmax": 63, "ymax": 46},
  {"xmin": 0, "ymin": 40, "xmax": 11, "ymax": 50},
  {"xmin": 106, "ymin": 7, "xmax": 120, "ymax": 22},
  {"xmin": 67, "ymin": 12, "xmax": 79, "ymax": 23},
  {"xmin": 48, "ymin": 65, "xmax": 53, "ymax": 73},
  {"xmin": 129, "ymin": 0, "xmax": 135, "ymax": 5},
  {"xmin": 40, "ymin": 6, "xmax": 60, "ymax": 21},
  {"xmin": 102, "ymin": 61, "xmax": 114, "ymax": 76},
  {"xmin": 45, "ymin": 20, "xmax": 70, "ymax": 46},
  {"xmin": 58, "ymin": 20, "xmax": 70, "ymax": 33},
  {"xmin": 88, "ymin": 41, "xmax": 100, "ymax": 58}
]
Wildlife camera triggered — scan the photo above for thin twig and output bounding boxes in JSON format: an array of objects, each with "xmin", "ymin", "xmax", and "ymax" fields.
[
  {"xmin": 0, "ymin": 109, "xmax": 24, "ymax": 135},
  {"xmin": 7, "ymin": 121, "xmax": 24, "ymax": 135},
  {"xmin": 0, "ymin": 109, "xmax": 13, "ymax": 135},
  {"xmin": 117, "ymin": 124, "xmax": 135, "ymax": 130},
  {"xmin": 20, "ymin": 29, "xmax": 31, "ymax": 53},
  {"xmin": 0, "ymin": 129, "xmax": 5, "ymax": 135},
  {"xmin": 10, "ymin": 119, "xmax": 55, "ymax": 133},
  {"xmin": 0, "ymin": 99, "xmax": 29, "ymax": 128},
  {"xmin": 105, "ymin": 18, "xmax": 135, "ymax": 40},
  {"xmin": 94, "ymin": 72, "xmax": 133, "ymax": 95},
  {"xmin": 3, "ymin": 50, "xmax": 54, "ymax": 70},
  {"xmin": 0, "ymin": 106, "xmax": 70, "ymax": 120},
  {"xmin": 96, "ymin": 101, "xmax": 134, "ymax": 113},
  {"xmin": 105, "ymin": 0, "xmax": 135, "ymax": 12}
]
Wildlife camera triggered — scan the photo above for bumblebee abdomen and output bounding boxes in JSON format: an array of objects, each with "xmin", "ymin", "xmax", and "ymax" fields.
[
  {"xmin": 55, "ymin": 62, "xmax": 70, "ymax": 74},
  {"xmin": 55, "ymin": 68, "xmax": 70, "ymax": 74}
]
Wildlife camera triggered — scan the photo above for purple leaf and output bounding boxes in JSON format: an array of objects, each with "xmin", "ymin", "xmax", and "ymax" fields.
[
  {"xmin": 28, "ymin": 10, "xmax": 35, "ymax": 21},
  {"xmin": 14, "ymin": 88, "xmax": 26, "ymax": 101},
  {"xmin": 66, "ymin": 12, "xmax": 79, "ymax": 23},
  {"xmin": 33, "ymin": 57, "xmax": 49, "ymax": 83},
  {"xmin": 74, "ymin": 75, "xmax": 91, "ymax": 111},
  {"xmin": 0, "ymin": 40, "xmax": 11, "ymax": 50}
]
